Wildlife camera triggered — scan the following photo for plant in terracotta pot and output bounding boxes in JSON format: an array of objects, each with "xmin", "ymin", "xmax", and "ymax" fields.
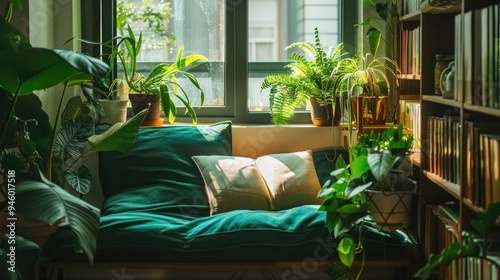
[
  {"xmin": 261, "ymin": 27, "xmax": 343, "ymax": 126},
  {"xmin": 114, "ymin": 14, "xmax": 207, "ymax": 126},
  {"xmin": 330, "ymin": 51, "xmax": 400, "ymax": 145}
]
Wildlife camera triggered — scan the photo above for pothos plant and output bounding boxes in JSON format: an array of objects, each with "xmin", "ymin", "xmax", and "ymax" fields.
[{"xmin": 318, "ymin": 125, "xmax": 415, "ymax": 279}]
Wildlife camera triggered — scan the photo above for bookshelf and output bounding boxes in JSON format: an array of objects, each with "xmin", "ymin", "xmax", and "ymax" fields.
[{"xmin": 400, "ymin": 0, "xmax": 500, "ymax": 278}]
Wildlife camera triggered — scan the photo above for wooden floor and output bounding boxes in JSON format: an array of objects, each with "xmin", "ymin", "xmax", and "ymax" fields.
[{"xmin": 40, "ymin": 260, "xmax": 414, "ymax": 280}]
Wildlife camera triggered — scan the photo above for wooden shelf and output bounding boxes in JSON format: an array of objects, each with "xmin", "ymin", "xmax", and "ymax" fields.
[
  {"xmin": 422, "ymin": 95, "xmax": 460, "ymax": 107},
  {"xmin": 423, "ymin": 171, "xmax": 461, "ymax": 199},
  {"xmin": 400, "ymin": 94, "xmax": 420, "ymax": 101},
  {"xmin": 400, "ymin": 10, "xmax": 421, "ymax": 22},
  {"xmin": 464, "ymin": 103, "xmax": 500, "ymax": 118}
]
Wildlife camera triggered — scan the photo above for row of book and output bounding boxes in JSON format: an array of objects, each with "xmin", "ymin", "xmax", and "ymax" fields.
[
  {"xmin": 401, "ymin": 0, "xmax": 423, "ymax": 15},
  {"xmin": 462, "ymin": 255, "xmax": 500, "ymax": 280},
  {"xmin": 426, "ymin": 115, "xmax": 461, "ymax": 185},
  {"xmin": 400, "ymin": 27, "xmax": 420, "ymax": 77},
  {"xmin": 464, "ymin": 121, "xmax": 500, "ymax": 209},
  {"xmin": 461, "ymin": 3, "xmax": 500, "ymax": 109},
  {"xmin": 461, "ymin": 230, "xmax": 500, "ymax": 280},
  {"xmin": 424, "ymin": 205, "xmax": 459, "ymax": 280}
]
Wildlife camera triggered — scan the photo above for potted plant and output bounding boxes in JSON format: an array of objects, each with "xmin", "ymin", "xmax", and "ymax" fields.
[
  {"xmin": 0, "ymin": 2, "xmax": 148, "ymax": 271},
  {"xmin": 318, "ymin": 124, "xmax": 416, "ymax": 279},
  {"xmin": 113, "ymin": 12, "xmax": 207, "ymax": 126},
  {"xmin": 81, "ymin": 74, "xmax": 130, "ymax": 125},
  {"xmin": 350, "ymin": 124, "xmax": 416, "ymax": 231},
  {"xmin": 329, "ymin": 51, "xmax": 399, "ymax": 148},
  {"xmin": 261, "ymin": 27, "xmax": 343, "ymax": 126}
]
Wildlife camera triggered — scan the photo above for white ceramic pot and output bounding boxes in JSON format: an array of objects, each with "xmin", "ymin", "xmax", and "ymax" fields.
[
  {"xmin": 366, "ymin": 189, "xmax": 415, "ymax": 232},
  {"xmin": 99, "ymin": 99, "xmax": 129, "ymax": 124}
]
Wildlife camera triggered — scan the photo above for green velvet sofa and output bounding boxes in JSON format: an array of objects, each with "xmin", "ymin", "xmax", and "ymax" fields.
[{"xmin": 39, "ymin": 121, "xmax": 418, "ymax": 279}]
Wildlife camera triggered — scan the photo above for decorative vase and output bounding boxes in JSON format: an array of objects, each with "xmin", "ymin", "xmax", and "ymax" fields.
[
  {"xmin": 351, "ymin": 96, "xmax": 388, "ymax": 125},
  {"xmin": 310, "ymin": 97, "xmax": 341, "ymax": 126},
  {"xmin": 99, "ymin": 99, "xmax": 129, "ymax": 124},
  {"xmin": 128, "ymin": 94, "xmax": 164, "ymax": 126}
]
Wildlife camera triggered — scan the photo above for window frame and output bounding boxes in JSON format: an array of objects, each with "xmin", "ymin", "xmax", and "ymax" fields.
[{"xmin": 81, "ymin": 0, "xmax": 357, "ymax": 124}]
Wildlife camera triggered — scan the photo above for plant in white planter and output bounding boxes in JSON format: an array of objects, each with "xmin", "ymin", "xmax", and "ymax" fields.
[{"xmin": 318, "ymin": 123, "xmax": 415, "ymax": 278}]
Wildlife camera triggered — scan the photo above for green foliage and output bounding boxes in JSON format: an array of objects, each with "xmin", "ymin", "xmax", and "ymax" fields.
[
  {"xmin": 108, "ymin": 28, "xmax": 207, "ymax": 124},
  {"xmin": 415, "ymin": 202, "xmax": 500, "ymax": 279},
  {"xmin": 0, "ymin": 5, "xmax": 149, "ymax": 264},
  {"xmin": 358, "ymin": 0, "xmax": 398, "ymax": 58},
  {"xmin": 261, "ymin": 27, "xmax": 345, "ymax": 125},
  {"xmin": 319, "ymin": 124, "xmax": 416, "ymax": 279},
  {"xmin": 15, "ymin": 172, "xmax": 100, "ymax": 263},
  {"xmin": 117, "ymin": 0, "xmax": 176, "ymax": 52}
]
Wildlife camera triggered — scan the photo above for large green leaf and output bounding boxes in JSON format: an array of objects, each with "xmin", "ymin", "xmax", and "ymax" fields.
[
  {"xmin": 15, "ymin": 173, "xmax": 100, "ymax": 263},
  {"xmin": 471, "ymin": 201, "xmax": 500, "ymax": 235},
  {"xmin": 88, "ymin": 108, "xmax": 148, "ymax": 152},
  {"xmin": 345, "ymin": 178, "xmax": 372, "ymax": 199},
  {"xmin": 64, "ymin": 165, "xmax": 93, "ymax": 195},
  {"xmin": 414, "ymin": 242, "xmax": 480, "ymax": 279},
  {"xmin": 367, "ymin": 27, "xmax": 382, "ymax": 57},
  {"xmin": 0, "ymin": 48, "xmax": 109, "ymax": 95},
  {"xmin": 367, "ymin": 150, "xmax": 398, "ymax": 182},
  {"xmin": 61, "ymin": 96, "xmax": 85, "ymax": 125},
  {"xmin": 53, "ymin": 116, "xmax": 95, "ymax": 161},
  {"xmin": 338, "ymin": 237, "xmax": 356, "ymax": 267}
]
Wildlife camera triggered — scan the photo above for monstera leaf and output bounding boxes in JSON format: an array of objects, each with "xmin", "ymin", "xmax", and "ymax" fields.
[{"xmin": 15, "ymin": 172, "xmax": 100, "ymax": 263}]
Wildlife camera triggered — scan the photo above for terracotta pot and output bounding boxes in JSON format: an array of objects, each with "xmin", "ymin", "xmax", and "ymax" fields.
[
  {"xmin": 128, "ymin": 94, "xmax": 164, "ymax": 126},
  {"xmin": 310, "ymin": 97, "xmax": 341, "ymax": 126},
  {"xmin": 99, "ymin": 99, "xmax": 129, "ymax": 124},
  {"xmin": 351, "ymin": 96, "xmax": 388, "ymax": 125}
]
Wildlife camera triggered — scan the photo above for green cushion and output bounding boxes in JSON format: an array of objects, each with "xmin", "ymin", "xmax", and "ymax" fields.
[
  {"xmin": 99, "ymin": 121, "xmax": 232, "ymax": 216},
  {"xmin": 92, "ymin": 205, "xmax": 416, "ymax": 262}
]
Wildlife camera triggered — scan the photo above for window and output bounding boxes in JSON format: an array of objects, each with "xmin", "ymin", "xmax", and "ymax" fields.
[{"xmin": 82, "ymin": 0, "xmax": 355, "ymax": 124}]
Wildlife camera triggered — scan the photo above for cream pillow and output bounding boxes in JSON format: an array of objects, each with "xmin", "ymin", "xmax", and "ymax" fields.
[
  {"xmin": 255, "ymin": 150, "xmax": 323, "ymax": 210},
  {"xmin": 192, "ymin": 155, "xmax": 273, "ymax": 215},
  {"xmin": 192, "ymin": 150, "xmax": 323, "ymax": 215}
]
